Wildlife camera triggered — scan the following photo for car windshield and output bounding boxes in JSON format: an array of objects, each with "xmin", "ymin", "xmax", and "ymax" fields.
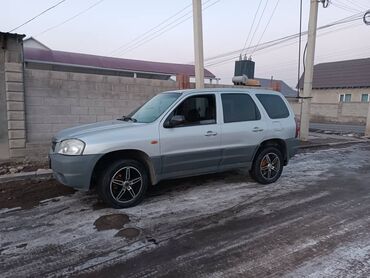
[{"xmin": 128, "ymin": 93, "xmax": 181, "ymax": 123}]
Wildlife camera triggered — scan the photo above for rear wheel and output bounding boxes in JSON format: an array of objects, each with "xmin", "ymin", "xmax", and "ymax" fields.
[
  {"xmin": 251, "ymin": 146, "xmax": 283, "ymax": 184},
  {"xmin": 96, "ymin": 159, "xmax": 148, "ymax": 208}
]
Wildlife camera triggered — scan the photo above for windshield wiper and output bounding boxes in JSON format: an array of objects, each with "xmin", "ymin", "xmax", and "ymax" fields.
[{"xmin": 117, "ymin": 116, "xmax": 137, "ymax": 122}]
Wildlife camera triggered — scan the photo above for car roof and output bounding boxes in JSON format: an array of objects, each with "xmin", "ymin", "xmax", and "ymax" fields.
[{"xmin": 162, "ymin": 88, "xmax": 284, "ymax": 96}]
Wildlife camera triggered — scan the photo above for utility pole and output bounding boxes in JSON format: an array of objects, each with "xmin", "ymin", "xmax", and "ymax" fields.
[
  {"xmin": 365, "ymin": 10, "xmax": 370, "ymax": 137},
  {"xmin": 300, "ymin": 0, "xmax": 319, "ymax": 141},
  {"xmin": 192, "ymin": 0, "xmax": 205, "ymax": 89}
]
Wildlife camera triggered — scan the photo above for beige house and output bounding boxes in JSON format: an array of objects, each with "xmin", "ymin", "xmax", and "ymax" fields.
[
  {"xmin": 299, "ymin": 58, "xmax": 370, "ymax": 104},
  {"xmin": 296, "ymin": 58, "xmax": 370, "ymax": 124},
  {"xmin": 311, "ymin": 87, "xmax": 370, "ymax": 103}
]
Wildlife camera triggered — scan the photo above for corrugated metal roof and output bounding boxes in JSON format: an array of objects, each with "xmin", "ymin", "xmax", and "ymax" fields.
[
  {"xmin": 24, "ymin": 48, "xmax": 216, "ymax": 78},
  {"xmin": 298, "ymin": 58, "xmax": 370, "ymax": 89}
]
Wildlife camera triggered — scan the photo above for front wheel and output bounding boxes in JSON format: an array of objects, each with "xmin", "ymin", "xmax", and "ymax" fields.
[
  {"xmin": 251, "ymin": 147, "xmax": 283, "ymax": 184},
  {"xmin": 97, "ymin": 159, "xmax": 149, "ymax": 208}
]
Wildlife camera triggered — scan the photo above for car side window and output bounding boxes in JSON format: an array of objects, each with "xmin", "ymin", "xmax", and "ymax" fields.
[
  {"xmin": 256, "ymin": 94, "xmax": 290, "ymax": 119},
  {"xmin": 166, "ymin": 94, "xmax": 216, "ymax": 127},
  {"xmin": 221, "ymin": 93, "xmax": 261, "ymax": 123}
]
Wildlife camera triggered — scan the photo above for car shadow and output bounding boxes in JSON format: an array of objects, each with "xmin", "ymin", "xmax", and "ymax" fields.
[{"xmin": 146, "ymin": 169, "xmax": 255, "ymax": 197}]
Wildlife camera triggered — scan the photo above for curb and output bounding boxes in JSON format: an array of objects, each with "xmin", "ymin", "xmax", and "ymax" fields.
[
  {"xmin": 299, "ymin": 139, "xmax": 369, "ymax": 149},
  {"xmin": 0, "ymin": 169, "xmax": 53, "ymax": 184}
]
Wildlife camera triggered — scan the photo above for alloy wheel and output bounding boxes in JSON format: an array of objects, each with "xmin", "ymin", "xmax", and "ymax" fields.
[
  {"xmin": 110, "ymin": 166, "xmax": 143, "ymax": 204},
  {"xmin": 259, "ymin": 153, "xmax": 281, "ymax": 180}
]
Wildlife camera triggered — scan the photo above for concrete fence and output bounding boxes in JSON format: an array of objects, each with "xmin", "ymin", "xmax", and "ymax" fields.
[
  {"xmin": 290, "ymin": 101, "xmax": 369, "ymax": 124},
  {"xmin": 25, "ymin": 69, "xmax": 177, "ymax": 143},
  {"xmin": 21, "ymin": 69, "xmax": 178, "ymax": 158}
]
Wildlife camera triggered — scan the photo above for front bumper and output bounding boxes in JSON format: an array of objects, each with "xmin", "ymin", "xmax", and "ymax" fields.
[{"xmin": 49, "ymin": 153, "xmax": 101, "ymax": 191}]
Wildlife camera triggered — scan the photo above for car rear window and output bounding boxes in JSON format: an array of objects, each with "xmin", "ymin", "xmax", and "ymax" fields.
[
  {"xmin": 221, "ymin": 93, "xmax": 261, "ymax": 123},
  {"xmin": 256, "ymin": 94, "xmax": 290, "ymax": 119}
]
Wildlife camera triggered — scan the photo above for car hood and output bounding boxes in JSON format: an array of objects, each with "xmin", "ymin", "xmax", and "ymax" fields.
[{"xmin": 53, "ymin": 120, "xmax": 139, "ymax": 142}]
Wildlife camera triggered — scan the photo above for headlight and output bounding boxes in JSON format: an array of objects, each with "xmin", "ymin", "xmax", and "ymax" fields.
[{"xmin": 56, "ymin": 139, "xmax": 85, "ymax": 155}]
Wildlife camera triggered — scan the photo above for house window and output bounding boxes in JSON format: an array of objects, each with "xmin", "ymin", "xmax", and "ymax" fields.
[
  {"xmin": 361, "ymin": 94, "xmax": 369, "ymax": 103},
  {"xmin": 344, "ymin": 94, "xmax": 352, "ymax": 102},
  {"xmin": 339, "ymin": 94, "xmax": 352, "ymax": 102}
]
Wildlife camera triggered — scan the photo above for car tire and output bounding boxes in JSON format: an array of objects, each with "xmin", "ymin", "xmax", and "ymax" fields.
[
  {"xmin": 251, "ymin": 146, "xmax": 283, "ymax": 184},
  {"xmin": 96, "ymin": 159, "xmax": 149, "ymax": 208}
]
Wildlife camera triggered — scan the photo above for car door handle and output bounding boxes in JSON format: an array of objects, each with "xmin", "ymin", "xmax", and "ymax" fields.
[
  {"xmin": 205, "ymin": 131, "xmax": 218, "ymax": 136},
  {"xmin": 252, "ymin": 127, "xmax": 264, "ymax": 132}
]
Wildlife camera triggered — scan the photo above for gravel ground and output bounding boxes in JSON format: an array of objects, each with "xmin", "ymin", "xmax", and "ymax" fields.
[
  {"xmin": 1, "ymin": 143, "xmax": 370, "ymax": 277},
  {"xmin": 0, "ymin": 160, "xmax": 49, "ymax": 175}
]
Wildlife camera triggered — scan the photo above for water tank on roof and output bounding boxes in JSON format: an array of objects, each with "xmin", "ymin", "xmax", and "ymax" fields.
[{"xmin": 232, "ymin": 75, "xmax": 248, "ymax": 85}]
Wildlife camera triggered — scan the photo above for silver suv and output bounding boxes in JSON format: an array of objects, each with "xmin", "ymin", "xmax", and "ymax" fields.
[{"xmin": 49, "ymin": 88, "xmax": 299, "ymax": 208}]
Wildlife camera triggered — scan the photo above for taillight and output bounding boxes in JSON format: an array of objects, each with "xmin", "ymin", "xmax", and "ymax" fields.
[{"xmin": 295, "ymin": 117, "xmax": 300, "ymax": 138}]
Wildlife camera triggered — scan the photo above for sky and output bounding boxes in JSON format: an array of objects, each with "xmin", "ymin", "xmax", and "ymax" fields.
[{"xmin": 1, "ymin": 0, "xmax": 370, "ymax": 87}]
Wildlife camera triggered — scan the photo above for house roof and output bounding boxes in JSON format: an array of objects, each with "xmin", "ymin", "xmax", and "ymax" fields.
[
  {"xmin": 23, "ymin": 37, "xmax": 51, "ymax": 50},
  {"xmin": 256, "ymin": 78, "xmax": 297, "ymax": 98},
  {"xmin": 298, "ymin": 58, "xmax": 370, "ymax": 89},
  {"xmin": 23, "ymin": 47, "xmax": 216, "ymax": 78}
]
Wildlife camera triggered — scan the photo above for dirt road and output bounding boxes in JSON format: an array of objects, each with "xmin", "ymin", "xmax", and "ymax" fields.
[{"xmin": 1, "ymin": 144, "xmax": 370, "ymax": 277}]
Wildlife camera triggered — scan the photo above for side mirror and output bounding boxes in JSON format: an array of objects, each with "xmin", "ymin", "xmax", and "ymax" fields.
[{"xmin": 165, "ymin": 115, "xmax": 185, "ymax": 128}]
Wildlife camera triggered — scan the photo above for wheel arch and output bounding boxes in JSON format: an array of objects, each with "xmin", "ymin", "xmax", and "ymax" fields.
[
  {"xmin": 252, "ymin": 138, "xmax": 288, "ymax": 166},
  {"xmin": 90, "ymin": 149, "xmax": 158, "ymax": 189}
]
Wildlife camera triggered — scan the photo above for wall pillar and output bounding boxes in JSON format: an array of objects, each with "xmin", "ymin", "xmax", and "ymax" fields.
[
  {"xmin": 366, "ymin": 103, "xmax": 370, "ymax": 137},
  {"xmin": 0, "ymin": 32, "xmax": 26, "ymax": 159},
  {"xmin": 176, "ymin": 74, "xmax": 190, "ymax": 89}
]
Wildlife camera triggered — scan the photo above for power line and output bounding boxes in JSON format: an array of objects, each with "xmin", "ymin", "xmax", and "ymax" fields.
[
  {"xmin": 250, "ymin": 0, "xmax": 280, "ymax": 56},
  {"xmin": 254, "ymin": 35, "xmax": 370, "ymax": 82},
  {"xmin": 116, "ymin": 0, "xmax": 221, "ymax": 57},
  {"xmin": 35, "ymin": 0, "xmax": 105, "ymax": 37},
  {"xmin": 204, "ymin": 13, "xmax": 363, "ymax": 67},
  {"xmin": 331, "ymin": 1, "xmax": 361, "ymax": 13},
  {"xmin": 227, "ymin": 30, "xmax": 370, "ymax": 86},
  {"xmin": 110, "ymin": 3, "xmax": 193, "ymax": 55},
  {"xmin": 115, "ymin": 0, "xmax": 217, "ymax": 56},
  {"xmin": 256, "ymin": 21, "xmax": 362, "ymax": 59},
  {"xmin": 8, "ymin": 0, "xmax": 67, "ymax": 33},
  {"xmin": 206, "ymin": 21, "xmax": 363, "ymax": 68},
  {"xmin": 241, "ymin": 1, "xmax": 263, "ymax": 55},
  {"xmin": 113, "ymin": 1, "xmax": 206, "ymax": 56},
  {"xmin": 204, "ymin": 13, "xmax": 363, "ymax": 65},
  {"xmin": 256, "ymin": 25, "xmax": 367, "ymax": 72},
  {"xmin": 245, "ymin": 0, "xmax": 270, "ymax": 56}
]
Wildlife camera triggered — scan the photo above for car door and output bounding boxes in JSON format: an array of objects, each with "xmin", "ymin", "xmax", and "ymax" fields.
[
  {"xmin": 159, "ymin": 93, "xmax": 221, "ymax": 179},
  {"xmin": 220, "ymin": 93, "xmax": 266, "ymax": 169},
  {"xmin": 255, "ymin": 93, "xmax": 294, "ymax": 139}
]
